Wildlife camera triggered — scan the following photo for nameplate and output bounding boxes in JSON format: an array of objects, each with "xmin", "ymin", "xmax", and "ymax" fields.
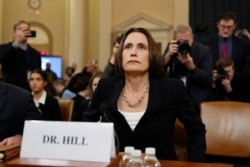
[{"xmin": 20, "ymin": 121, "xmax": 115, "ymax": 163}]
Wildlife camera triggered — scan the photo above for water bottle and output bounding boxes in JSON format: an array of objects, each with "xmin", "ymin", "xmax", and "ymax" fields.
[
  {"xmin": 126, "ymin": 149, "xmax": 143, "ymax": 167},
  {"xmin": 143, "ymin": 147, "xmax": 161, "ymax": 167},
  {"xmin": 119, "ymin": 146, "xmax": 134, "ymax": 167}
]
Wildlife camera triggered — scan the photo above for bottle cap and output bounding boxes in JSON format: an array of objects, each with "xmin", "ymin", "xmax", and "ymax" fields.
[
  {"xmin": 145, "ymin": 147, "xmax": 156, "ymax": 155},
  {"xmin": 131, "ymin": 149, "xmax": 142, "ymax": 157},
  {"xmin": 124, "ymin": 146, "xmax": 134, "ymax": 154}
]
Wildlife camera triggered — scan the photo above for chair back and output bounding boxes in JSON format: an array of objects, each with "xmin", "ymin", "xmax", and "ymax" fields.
[
  {"xmin": 57, "ymin": 98, "xmax": 74, "ymax": 121},
  {"xmin": 200, "ymin": 101, "xmax": 250, "ymax": 158},
  {"xmin": 174, "ymin": 118, "xmax": 187, "ymax": 161}
]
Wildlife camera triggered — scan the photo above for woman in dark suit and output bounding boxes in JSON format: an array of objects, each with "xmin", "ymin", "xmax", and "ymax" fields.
[
  {"xmin": 83, "ymin": 28, "xmax": 206, "ymax": 162},
  {"xmin": 29, "ymin": 69, "xmax": 61, "ymax": 121}
]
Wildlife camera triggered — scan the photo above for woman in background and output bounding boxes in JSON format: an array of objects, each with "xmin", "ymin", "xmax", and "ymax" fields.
[{"xmin": 29, "ymin": 69, "xmax": 61, "ymax": 121}]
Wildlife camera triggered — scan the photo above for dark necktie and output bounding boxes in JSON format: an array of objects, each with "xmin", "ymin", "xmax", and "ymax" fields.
[{"xmin": 221, "ymin": 38, "xmax": 228, "ymax": 58}]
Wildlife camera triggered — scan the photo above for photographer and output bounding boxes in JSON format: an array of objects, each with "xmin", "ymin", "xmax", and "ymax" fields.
[
  {"xmin": 212, "ymin": 57, "xmax": 250, "ymax": 102},
  {"xmin": 162, "ymin": 25, "xmax": 213, "ymax": 112},
  {"xmin": 0, "ymin": 20, "xmax": 41, "ymax": 91},
  {"xmin": 234, "ymin": 28, "xmax": 250, "ymax": 41}
]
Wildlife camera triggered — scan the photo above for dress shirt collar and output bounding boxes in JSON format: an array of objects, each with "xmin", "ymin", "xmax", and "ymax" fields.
[{"xmin": 32, "ymin": 90, "xmax": 47, "ymax": 107}]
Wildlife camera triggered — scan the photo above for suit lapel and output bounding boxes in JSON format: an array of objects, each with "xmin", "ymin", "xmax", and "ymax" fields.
[
  {"xmin": 135, "ymin": 76, "xmax": 165, "ymax": 130},
  {"xmin": 146, "ymin": 76, "xmax": 164, "ymax": 113},
  {"xmin": 108, "ymin": 78, "xmax": 124, "ymax": 112}
]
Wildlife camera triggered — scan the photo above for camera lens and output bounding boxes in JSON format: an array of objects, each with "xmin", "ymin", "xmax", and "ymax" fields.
[
  {"xmin": 216, "ymin": 69, "xmax": 228, "ymax": 80},
  {"xmin": 176, "ymin": 40, "xmax": 191, "ymax": 55}
]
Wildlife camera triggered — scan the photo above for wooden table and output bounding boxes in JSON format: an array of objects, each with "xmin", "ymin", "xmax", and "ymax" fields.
[
  {"xmin": 0, "ymin": 154, "xmax": 234, "ymax": 167},
  {"xmin": 109, "ymin": 154, "xmax": 233, "ymax": 167}
]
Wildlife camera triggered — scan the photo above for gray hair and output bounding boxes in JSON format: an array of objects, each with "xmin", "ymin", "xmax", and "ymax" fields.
[{"xmin": 174, "ymin": 25, "xmax": 193, "ymax": 37}]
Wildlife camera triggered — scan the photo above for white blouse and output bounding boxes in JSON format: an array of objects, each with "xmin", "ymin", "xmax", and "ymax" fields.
[{"xmin": 118, "ymin": 109, "xmax": 145, "ymax": 131}]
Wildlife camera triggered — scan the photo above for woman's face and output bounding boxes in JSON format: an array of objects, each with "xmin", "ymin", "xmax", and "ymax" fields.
[
  {"xmin": 92, "ymin": 77, "xmax": 101, "ymax": 93},
  {"xmin": 122, "ymin": 32, "xmax": 149, "ymax": 74},
  {"xmin": 29, "ymin": 73, "xmax": 47, "ymax": 93}
]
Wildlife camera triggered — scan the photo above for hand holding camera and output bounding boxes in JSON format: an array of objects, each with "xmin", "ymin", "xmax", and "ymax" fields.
[
  {"xmin": 14, "ymin": 28, "xmax": 36, "ymax": 45},
  {"xmin": 173, "ymin": 40, "xmax": 195, "ymax": 70},
  {"xmin": 212, "ymin": 69, "xmax": 232, "ymax": 92},
  {"xmin": 168, "ymin": 39, "xmax": 191, "ymax": 56}
]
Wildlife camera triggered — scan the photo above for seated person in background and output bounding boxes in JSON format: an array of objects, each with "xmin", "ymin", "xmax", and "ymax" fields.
[
  {"xmin": 53, "ymin": 78, "xmax": 67, "ymax": 97},
  {"xmin": 61, "ymin": 74, "xmax": 78, "ymax": 99},
  {"xmin": 104, "ymin": 33, "xmax": 124, "ymax": 77},
  {"xmin": 89, "ymin": 71, "xmax": 107, "ymax": 95},
  {"xmin": 0, "ymin": 81, "xmax": 41, "ymax": 145},
  {"xmin": 63, "ymin": 65, "xmax": 75, "ymax": 85},
  {"xmin": 212, "ymin": 57, "xmax": 250, "ymax": 102},
  {"xmin": 81, "ymin": 60, "xmax": 100, "ymax": 79},
  {"xmin": 29, "ymin": 69, "xmax": 62, "ymax": 121},
  {"xmin": 80, "ymin": 72, "xmax": 107, "ymax": 121},
  {"xmin": 83, "ymin": 27, "xmax": 206, "ymax": 161},
  {"xmin": 71, "ymin": 73, "xmax": 91, "ymax": 121}
]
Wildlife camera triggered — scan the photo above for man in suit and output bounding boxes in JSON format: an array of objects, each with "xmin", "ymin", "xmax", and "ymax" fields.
[
  {"xmin": 0, "ymin": 20, "xmax": 41, "ymax": 91},
  {"xmin": 0, "ymin": 82, "xmax": 41, "ymax": 145},
  {"xmin": 202, "ymin": 11, "xmax": 250, "ymax": 74},
  {"xmin": 162, "ymin": 24, "xmax": 213, "ymax": 112}
]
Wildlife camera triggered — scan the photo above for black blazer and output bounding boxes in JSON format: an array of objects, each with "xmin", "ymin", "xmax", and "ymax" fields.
[
  {"xmin": 0, "ymin": 82, "xmax": 42, "ymax": 141},
  {"xmin": 83, "ymin": 75, "xmax": 206, "ymax": 162},
  {"xmin": 38, "ymin": 95, "xmax": 62, "ymax": 121},
  {"xmin": 202, "ymin": 35, "xmax": 250, "ymax": 73},
  {"xmin": 0, "ymin": 42, "xmax": 41, "ymax": 90}
]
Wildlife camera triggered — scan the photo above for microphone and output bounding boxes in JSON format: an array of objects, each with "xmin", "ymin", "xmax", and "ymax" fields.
[
  {"xmin": 99, "ymin": 102, "xmax": 120, "ymax": 154},
  {"xmin": 99, "ymin": 102, "xmax": 111, "ymax": 122}
]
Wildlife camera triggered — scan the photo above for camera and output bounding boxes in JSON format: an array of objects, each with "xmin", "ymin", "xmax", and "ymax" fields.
[
  {"xmin": 176, "ymin": 39, "xmax": 191, "ymax": 55},
  {"xmin": 216, "ymin": 69, "xmax": 228, "ymax": 80},
  {"xmin": 26, "ymin": 30, "xmax": 36, "ymax": 38}
]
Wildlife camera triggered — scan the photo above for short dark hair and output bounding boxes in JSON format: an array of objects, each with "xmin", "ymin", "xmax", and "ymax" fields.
[
  {"xmin": 68, "ymin": 73, "xmax": 90, "ymax": 93},
  {"xmin": 115, "ymin": 27, "xmax": 165, "ymax": 76},
  {"xmin": 216, "ymin": 57, "xmax": 235, "ymax": 69},
  {"xmin": 217, "ymin": 11, "xmax": 237, "ymax": 24}
]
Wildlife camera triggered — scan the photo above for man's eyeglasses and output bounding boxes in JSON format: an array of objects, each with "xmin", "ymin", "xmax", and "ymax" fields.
[{"xmin": 219, "ymin": 25, "xmax": 234, "ymax": 30}]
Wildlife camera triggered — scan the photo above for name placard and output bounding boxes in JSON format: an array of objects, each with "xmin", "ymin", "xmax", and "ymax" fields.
[{"xmin": 20, "ymin": 121, "xmax": 115, "ymax": 163}]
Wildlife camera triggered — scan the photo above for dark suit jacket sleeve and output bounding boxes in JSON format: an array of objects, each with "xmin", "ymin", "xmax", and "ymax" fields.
[
  {"xmin": 188, "ymin": 43, "xmax": 213, "ymax": 88},
  {"xmin": 175, "ymin": 80, "xmax": 207, "ymax": 162}
]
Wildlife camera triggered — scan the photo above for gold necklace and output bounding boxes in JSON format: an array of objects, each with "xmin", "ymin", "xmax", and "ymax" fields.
[{"xmin": 121, "ymin": 85, "xmax": 149, "ymax": 108}]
